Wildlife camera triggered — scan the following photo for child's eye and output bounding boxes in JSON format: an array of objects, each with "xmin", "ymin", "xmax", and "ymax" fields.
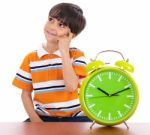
[
  {"xmin": 48, "ymin": 17, "xmax": 54, "ymax": 22},
  {"xmin": 59, "ymin": 23, "xmax": 66, "ymax": 28}
]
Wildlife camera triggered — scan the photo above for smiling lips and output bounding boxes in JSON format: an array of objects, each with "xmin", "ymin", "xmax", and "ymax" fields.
[{"xmin": 46, "ymin": 30, "xmax": 57, "ymax": 37}]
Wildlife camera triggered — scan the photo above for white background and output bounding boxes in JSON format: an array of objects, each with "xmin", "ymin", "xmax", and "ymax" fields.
[{"xmin": 0, "ymin": 0, "xmax": 150, "ymax": 122}]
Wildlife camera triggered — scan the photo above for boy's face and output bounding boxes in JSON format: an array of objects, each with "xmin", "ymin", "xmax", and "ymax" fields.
[{"xmin": 44, "ymin": 17, "xmax": 71, "ymax": 42}]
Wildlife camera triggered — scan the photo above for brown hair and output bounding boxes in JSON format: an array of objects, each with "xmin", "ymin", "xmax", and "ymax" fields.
[{"xmin": 49, "ymin": 3, "xmax": 86, "ymax": 35}]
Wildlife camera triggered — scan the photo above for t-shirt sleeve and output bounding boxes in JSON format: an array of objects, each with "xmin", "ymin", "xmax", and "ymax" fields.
[
  {"xmin": 72, "ymin": 49, "xmax": 87, "ymax": 80},
  {"xmin": 12, "ymin": 54, "xmax": 33, "ymax": 92}
]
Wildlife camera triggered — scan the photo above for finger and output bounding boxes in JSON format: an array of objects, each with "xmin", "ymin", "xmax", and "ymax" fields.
[
  {"xmin": 66, "ymin": 28, "xmax": 73, "ymax": 38},
  {"xmin": 67, "ymin": 31, "xmax": 73, "ymax": 39},
  {"xmin": 69, "ymin": 32, "xmax": 73, "ymax": 38}
]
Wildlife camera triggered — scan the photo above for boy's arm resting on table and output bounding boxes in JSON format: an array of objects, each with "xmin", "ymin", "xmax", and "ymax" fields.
[{"xmin": 21, "ymin": 90, "xmax": 43, "ymax": 122}]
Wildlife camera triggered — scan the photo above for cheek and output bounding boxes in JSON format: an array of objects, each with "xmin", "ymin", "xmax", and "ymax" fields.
[
  {"xmin": 43, "ymin": 24, "xmax": 47, "ymax": 33},
  {"xmin": 43, "ymin": 22, "xmax": 50, "ymax": 32},
  {"xmin": 57, "ymin": 30, "xmax": 69, "ymax": 36}
]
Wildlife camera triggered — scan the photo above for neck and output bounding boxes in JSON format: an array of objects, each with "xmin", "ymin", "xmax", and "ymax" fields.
[{"xmin": 43, "ymin": 41, "xmax": 59, "ymax": 54}]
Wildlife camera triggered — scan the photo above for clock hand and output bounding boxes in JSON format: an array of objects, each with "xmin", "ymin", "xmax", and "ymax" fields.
[
  {"xmin": 88, "ymin": 94, "xmax": 119, "ymax": 99},
  {"xmin": 110, "ymin": 87, "xmax": 130, "ymax": 96},
  {"xmin": 97, "ymin": 87, "xmax": 110, "ymax": 96}
]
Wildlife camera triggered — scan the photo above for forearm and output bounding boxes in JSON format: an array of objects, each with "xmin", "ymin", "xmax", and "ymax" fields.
[
  {"xmin": 61, "ymin": 51, "xmax": 79, "ymax": 92},
  {"xmin": 21, "ymin": 91, "xmax": 42, "ymax": 122}
]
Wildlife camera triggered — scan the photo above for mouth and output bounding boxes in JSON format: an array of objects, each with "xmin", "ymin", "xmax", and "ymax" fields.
[{"xmin": 46, "ymin": 31, "xmax": 57, "ymax": 37}]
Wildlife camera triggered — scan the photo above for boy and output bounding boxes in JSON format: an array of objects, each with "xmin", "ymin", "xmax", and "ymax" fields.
[{"xmin": 12, "ymin": 3, "xmax": 91, "ymax": 122}]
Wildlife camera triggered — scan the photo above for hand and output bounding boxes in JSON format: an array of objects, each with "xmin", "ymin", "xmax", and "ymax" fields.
[
  {"xmin": 57, "ymin": 29, "xmax": 74, "ymax": 53},
  {"xmin": 88, "ymin": 94, "xmax": 119, "ymax": 99},
  {"xmin": 31, "ymin": 119, "xmax": 43, "ymax": 122},
  {"xmin": 97, "ymin": 87, "xmax": 110, "ymax": 96},
  {"xmin": 110, "ymin": 87, "xmax": 130, "ymax": 96},
  {"xmin": 30, "ymin": 116, "xmax": 44, "ymax": 122}
]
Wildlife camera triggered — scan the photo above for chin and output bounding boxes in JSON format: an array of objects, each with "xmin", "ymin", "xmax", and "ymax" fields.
[
  {"xmin": 44, "ymin": 34, "xmax": 55, "ymax": 41},
  {"xmin": 46, "ymin": 37, "xmax": 57, "ymax": 43}
]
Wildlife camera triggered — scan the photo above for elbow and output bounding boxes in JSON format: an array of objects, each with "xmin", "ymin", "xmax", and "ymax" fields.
[
  {"xmin": 64, "ymin": 77, "xmax": 79, "ymax": 92},
  {"xmin": 65, "ymin": 82, "xmax": 79, "ymax": 92},
  {"xmin": 65, "ymin": 86, "xmax": 77, "ymax": 92}
]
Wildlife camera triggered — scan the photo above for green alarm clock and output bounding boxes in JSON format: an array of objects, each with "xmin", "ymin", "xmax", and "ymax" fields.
[{"xmin": 79, "ymin": 50, "xmax": 139, "ymax": 127}]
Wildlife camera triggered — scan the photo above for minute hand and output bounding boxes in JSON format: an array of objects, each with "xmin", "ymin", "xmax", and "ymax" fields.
[{"xmin": 110, "ymin": 87, "xmax": 130, "ymax": 96}]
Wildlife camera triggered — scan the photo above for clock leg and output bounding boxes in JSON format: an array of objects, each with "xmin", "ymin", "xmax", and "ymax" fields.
[
  {"xmin": 90, "ymin": 121, "xmax": 96, "ymax": 130},
  {"xmin": 124, "ymin": 121, "xmax": 129, "ymax": 130}
]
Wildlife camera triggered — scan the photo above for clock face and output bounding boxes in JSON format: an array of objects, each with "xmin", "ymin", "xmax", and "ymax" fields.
[{"xmin": 80, "ymin": 67, "xmax": 139, "ymax": 125}]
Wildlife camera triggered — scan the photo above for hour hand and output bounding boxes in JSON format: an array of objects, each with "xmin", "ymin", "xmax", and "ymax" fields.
[{"xmin": 97, "ymin": 87, "xmax": 110, "ymax": 96}]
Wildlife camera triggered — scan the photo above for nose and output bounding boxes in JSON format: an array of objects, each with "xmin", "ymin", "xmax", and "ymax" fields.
[{"xmin": 49, "ymin": 29, "xmax": 57, "ymax": 35}]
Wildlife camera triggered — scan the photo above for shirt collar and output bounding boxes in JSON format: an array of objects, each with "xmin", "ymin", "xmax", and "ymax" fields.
[{"xmin": 37, "ymin": 43, "xmax": 61, "ymax": 58}]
